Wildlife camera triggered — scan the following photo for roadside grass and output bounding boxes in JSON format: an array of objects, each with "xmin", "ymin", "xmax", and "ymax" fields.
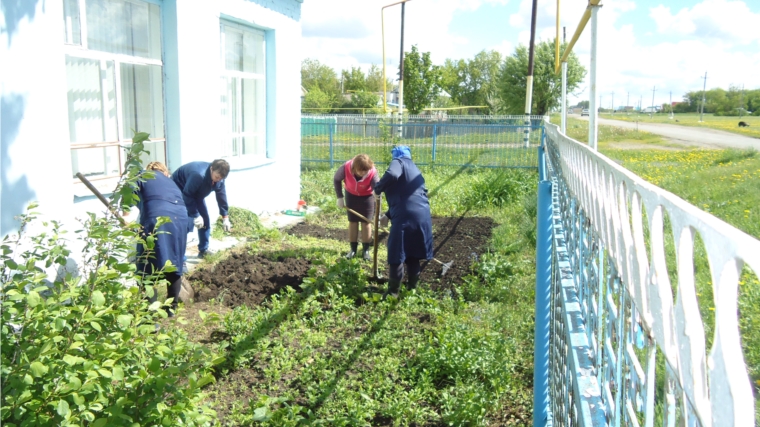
[
  {"xmin": 602, "ymin": 146, "xmax": 760, "ymax": 422},
  {"xmin": 597, "ymin": 112, "xmax": 760, "ymax": 139},
  {"xmin": 549, "ymin": 115, "xmax": 678, "ymax": 150},
  {"xmin": 191, "ymin": 166, "xmax": 539, "ymax": 426}
]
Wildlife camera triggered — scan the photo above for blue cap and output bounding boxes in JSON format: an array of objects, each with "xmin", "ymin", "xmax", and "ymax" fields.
[{"xmin": 391, "ymin": 145, "xmax": 411, "ymax": 160}]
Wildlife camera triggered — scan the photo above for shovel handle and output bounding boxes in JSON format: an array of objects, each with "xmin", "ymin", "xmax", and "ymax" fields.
[
  {"xmin": 342, "ymin": 207, "xmax": 371, "ymax": 224},
  {"xmin": 372, "ymin": 196, "xmax": 381, "ymax": 278},
  {"xmin": 76, "ymin": 172, "xmax": 127, "ymax": 227}
]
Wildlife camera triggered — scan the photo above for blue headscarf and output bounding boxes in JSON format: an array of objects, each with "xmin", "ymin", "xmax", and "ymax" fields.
[{"xmin": 391, "ymin": 145, "xmax": 412, "ymax": 160}]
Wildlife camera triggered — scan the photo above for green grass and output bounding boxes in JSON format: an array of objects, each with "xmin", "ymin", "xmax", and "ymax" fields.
[
  {"xmin": 195, "ymin": 167, "xmax": 538, "ymax": 426},
  {"xmin": 597, "ymin": 112, "xmax": 760, "ymax": 139},
  {"xmin": 601, "ymin": 145, "xmax": 760, "ymax": 423}
]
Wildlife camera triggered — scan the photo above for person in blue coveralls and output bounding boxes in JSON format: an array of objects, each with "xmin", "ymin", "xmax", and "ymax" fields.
[
  {"xmin": 373, "ymin": 146, "xmax": 433, "ymax": 298},
  {"xmin": 172, "ymin": 159, "xmax": 232, "ymax": 258},
  {"xmin": 135, "ymin": 162, "xmax": 188, "ymax": 317}
]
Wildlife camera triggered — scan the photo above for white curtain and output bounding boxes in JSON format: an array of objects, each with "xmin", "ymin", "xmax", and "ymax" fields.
[{"xmin": 86, "ymin": 0, "xmax": 161, "ymax": 60}]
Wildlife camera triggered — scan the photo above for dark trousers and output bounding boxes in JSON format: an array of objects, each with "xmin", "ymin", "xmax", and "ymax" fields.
[
  {"xmin": 146, "ymin": 272, "xmax": 182, "ymax": 315},
  {"xmin": 389, "ymin": 257, "xmax": 422, "ymax": 282}
]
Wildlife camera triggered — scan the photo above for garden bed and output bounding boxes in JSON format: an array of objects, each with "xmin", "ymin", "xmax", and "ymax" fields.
[{"xmin": 190, "ymin": 216, "xmax": 497, "ymax": 308}]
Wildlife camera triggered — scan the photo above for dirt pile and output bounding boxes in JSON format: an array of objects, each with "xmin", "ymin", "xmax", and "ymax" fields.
[{"xmin": 191, "ymin": 217, "xmax": 496, "ymax": 308}]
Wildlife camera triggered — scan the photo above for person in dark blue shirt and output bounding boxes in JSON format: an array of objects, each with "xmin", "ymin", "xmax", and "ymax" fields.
[
  {"xmin": 171, "ymin": 159, "xmax": 231, "ymax": 258},
  {"xmin": 373, "ymin": 146, "xmax": 433, "ymax": 298},
  {"xmin": 135, "ymin": 162, "xmax": 188, "ymax": 317}
]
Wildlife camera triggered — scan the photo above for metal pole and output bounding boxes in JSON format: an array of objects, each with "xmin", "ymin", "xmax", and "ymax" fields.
[
  {"xmin": 397, "ymin": 2, "xmax": 406, "ymax": 139},
  {"xmin": 588, "ymin": 5, "xmax": 599, "ymax": 150},
  {"xmin": 700, "ymin": 71, "xmax": 707, "ymax": 122},
  {"xmin": 561, "ymin": 26, "xmax": 566, "ymax": 133},
  {"xmin": 533, "ymin": 161, "xmax": 552, "ymax": 427},
  {"xmin": 381, "ymin": 8, "xmax": 387, "ymax": 114},
  {"xmin": 651, "ymin": 86, "xmax": 656, "ymax": 116},
  {"xmin": 524, "ymin": 0, "xmax": 539, "ymax": 148}
]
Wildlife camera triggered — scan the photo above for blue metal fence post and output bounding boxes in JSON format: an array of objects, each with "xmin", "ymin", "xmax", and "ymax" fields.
[
  {"xmin": 533, "ymin": 144, "xmax": 552, "ymax": 427},
  {"xmin": 329, "ymin": 123, "xmax": 334, "ymax": 168},
  {"xmin": 432, "ymin": 124, "xmax": 437, "ymax": 164}
]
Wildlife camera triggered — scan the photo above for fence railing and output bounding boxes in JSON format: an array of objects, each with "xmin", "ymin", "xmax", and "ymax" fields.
[
  {"xmin": 301, "ymin": 120, "xmax": 543, "ymax": 169},
  {"xmin": 301, "ymin": 113, "xmax": 549, "ymax": 125},
  {"xmin": 537, "ymin": 122, "xmax": 759, "ymax": 426}
]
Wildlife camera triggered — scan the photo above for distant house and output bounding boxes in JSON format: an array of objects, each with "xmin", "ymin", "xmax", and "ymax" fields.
[
  {"xmin": 642, "ymin": 106, "xmax": 661, "ymax": 113},
  {"xmin": 1, "ymin": 0, "xmax": 304, "ymax": 236}
]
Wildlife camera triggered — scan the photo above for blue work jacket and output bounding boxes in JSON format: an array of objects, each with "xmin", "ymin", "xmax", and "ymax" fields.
[{"xmin": 171, "ymin": 162, "xmax": 229, "ymax": 221}]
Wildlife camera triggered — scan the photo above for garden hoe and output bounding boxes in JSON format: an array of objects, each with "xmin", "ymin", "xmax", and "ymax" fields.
[
  {"xmin": 431, "ymin": 257, "xmax": 454, "ymax": 277},
  {"xmin": 76, "ymin": 172, "xmax": 195, "ymax": 303}
]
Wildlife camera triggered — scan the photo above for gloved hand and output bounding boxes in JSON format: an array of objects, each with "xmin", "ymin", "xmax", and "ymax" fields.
[
  {"xmin": 222, "ymin": 216, "xmax": 232, "ymax": 232},
  {"xmin": 337, "ymin": 198, "xmax": 345, "ymax": 209},
  {"xmin": 193, "ymin": 216, "xmax": 205, "ymax": 229},
  {"xmin": 379, "ymin": 214, "xmax": 389, "ymax": 228}
]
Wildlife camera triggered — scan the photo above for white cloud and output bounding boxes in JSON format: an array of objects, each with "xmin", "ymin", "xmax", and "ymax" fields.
[
  {"xmin": 650, "ymin": 0, "xmax": 760, "ymax": 45},
  {"xmin": 300, "ymin": 0, "xmax": 760, "ymax": 106}
]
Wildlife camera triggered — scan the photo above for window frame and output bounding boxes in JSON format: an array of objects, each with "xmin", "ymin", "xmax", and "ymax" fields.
[
  {"xmin": 64, "ymin": 0, "xmax": 167, "ymax": 187},
  {"xmin": 219, "ymin": 20, "xmax": 270, "ymax": 168}
]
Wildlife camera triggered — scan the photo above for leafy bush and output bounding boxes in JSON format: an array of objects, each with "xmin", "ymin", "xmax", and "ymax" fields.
[
  {"xmin": 1, "ymin": 133, "xmax": 222, "ymax": 426},
  {"xmin": 1, "ymin": 209, "xmax": 222, "ymax": 426},
  {"xmin": 213, "ymin": 206, "xmax": 279, "ymax": 240},
  {"xmin": 464, "ymin": 169, "xmax": 533, "ymax": 209}
]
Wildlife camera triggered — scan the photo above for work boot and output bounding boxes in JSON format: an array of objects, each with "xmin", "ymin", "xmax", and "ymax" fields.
[
  {"xmin": 383, "ymin": 279, "xmax": 401, "ymax": 300},
  {"xmin": 406, "ymin": 275, "xmax": 420, "ymax": 290},
  {"xmin": 362, "ymin": 242, "xmax": 371, "ymax": 260},
  {"xmin": 345, "ymin": 250, "xmax": 356, "ymax": 259},
  {"xmin": 346, "ymin": 242, "xmax": 358, "ymax": 259}
]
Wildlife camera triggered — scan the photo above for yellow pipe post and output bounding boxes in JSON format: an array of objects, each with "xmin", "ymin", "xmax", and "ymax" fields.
[
  {"xmin": 381, "ymin": 0, "xmax": 412, "ymax": 115},
  {"xmin": 555, "ymin": 0, "xmax": 601, "ymax": 74},
  {"xmin": 555, "ymin": 0, "xmax": 560, "ymax": 69}
]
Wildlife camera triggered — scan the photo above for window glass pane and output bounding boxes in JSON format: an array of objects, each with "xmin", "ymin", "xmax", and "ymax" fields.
[
  {"xmin": 120, "ymin": 63, "xmax": 165, "ymax": 139},
  {"xmin": 242, "ymin": 31, "xmax": 265, "ymax": 74},
  {"xmin": 63, "ymin": 0, "xmax": 82, "ymax": 45},
  {"xmin": 224, "ymin": 27, "xmax": 244, "ymax": 72},
  {"xmin": 241, "ymin": 78, "xmax": 265, "ymax": 135},
  {"xmin": 122, "ymin": 140, "xmax": 165, "ymax": 167},
  {"xmin": 71, "ymin": 146, "xmax": 120, "ymax": 178},
  {"xmin": 66, "ymin": 56, "xmax": 118, "ymax": 143},
  {"xmin": 223, "ymin": 25, "xmax": 265, "ymax": 74},
  {"xmin": 242, "ymin": 135, "xmax": 264, "ymax": 157},
  {"xmin": 86, "ymin": 0, "xmax": 161, "ymax": 60}
]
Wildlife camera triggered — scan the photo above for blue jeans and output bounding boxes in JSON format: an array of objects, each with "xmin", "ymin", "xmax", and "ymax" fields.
[{"xmin": 197, "ymin": 225, "xmax": 211, "ymax": 252}]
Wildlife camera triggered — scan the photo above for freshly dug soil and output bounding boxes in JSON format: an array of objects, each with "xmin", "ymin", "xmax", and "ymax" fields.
[
  {"xmin": 191, "ymin": 253, "xmax": 312, "ymax": 308},
  {"xmin": 191, "ymin": 216, "xmax": 496, "ymax": 308}
]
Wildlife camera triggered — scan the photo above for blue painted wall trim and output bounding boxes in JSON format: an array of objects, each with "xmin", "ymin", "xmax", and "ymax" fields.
[
  {"xmin": 266, "ymin": 28, "xmax": 276, "ymax": 159},
  {"xmin": 161, "ymin": 0, "xmax": 181, "ymax": 170},
  {"xmin": 533, "ymin": 152, "xmax": 553, "ymax": 426},
  {"xmin": 246, "ymin": 0, "xmax": 302, "ymax": 21}
]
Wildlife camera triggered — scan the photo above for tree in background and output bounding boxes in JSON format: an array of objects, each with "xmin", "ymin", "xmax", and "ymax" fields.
[
  {"xmin": 365, "ymin": 64, "xmax": 389, "ymax": 93},
  {"xmin": 403, "ymin": 45, "xmax": 442, "ymax": 114},
  {"xmin": 302, "ymin": 87, "xmax": 333, "ymax": 114},
  {"xmin": 576, "ymin": 100, "xmax": 590, "ymax": 108},
  {"xmin": 302, "ymin": 59, "xmax": 341, "ymax": 100},
  {"xmin": 498, "ymin": 41, "xmax": 586, "ymax": 116},
  {"xmin": 440, "ymin": 58, "xmax": 468, "ymax": 105},
  {"xmin": 344, "ymin": 91, "xmax": 380, "ymax": 114},
  {"xmin": 341, "ymin": 66, "xmax": 367, "ymax": 92}
]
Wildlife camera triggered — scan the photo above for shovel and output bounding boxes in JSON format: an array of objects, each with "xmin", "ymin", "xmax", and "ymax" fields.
[{"xmin": 372, "ymin": 196, "xmax": 382, "ymax": 281}]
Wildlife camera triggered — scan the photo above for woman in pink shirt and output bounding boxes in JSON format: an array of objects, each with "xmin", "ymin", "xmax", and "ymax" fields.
[{"xmin": 333, "ymin": 154, "xmax": 380, "ymax": 259}]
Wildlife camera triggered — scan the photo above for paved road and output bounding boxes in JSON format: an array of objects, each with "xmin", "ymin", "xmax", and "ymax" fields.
[{"xmin": 576, "ymin": 115, "xmax": 759, "ymax": 149}]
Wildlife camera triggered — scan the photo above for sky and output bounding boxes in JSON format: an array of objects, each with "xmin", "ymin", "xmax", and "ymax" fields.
[{"xmin": 300, "ymin": 0, "xmax": 760, "ymax": 107}]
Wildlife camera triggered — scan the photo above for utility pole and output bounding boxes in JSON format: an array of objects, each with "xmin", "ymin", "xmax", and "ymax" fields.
[
  {"xmin": 611, "ymin": 91, "xmax": 614, "ymax": 114},
  {"xmin": 669, "ymin": 91, "xmax": 674, "ymax": 118},
  {"xmin": 397, "ymin": 1, "xmax": 406, "ymax": 138},
  {"xmin": 626, "ymin": 92, "xmax": 629, "ymax": 114},
  {"xmin": 699, "ymin": 72, "xmax": 707, "ymax": 122},
  {"xmin": 740, "ymin": 83, "xmax": 745, "ymax": 117},
  {"xmin": 523, "ymin": 0, "xmax": 539, "ymax": 147},
  {"xmin": 650, "ymin": 86, "xmax": 656, "ymax": 115}
]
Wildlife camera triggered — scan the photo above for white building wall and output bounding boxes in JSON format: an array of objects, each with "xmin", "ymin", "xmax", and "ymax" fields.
[
  {"xmin": 0, "ymin": 0, "xmax": 303, "ymax": 237},
  {"xmin": 0, "ymin": 0, "xmax": 75, "ymax": 236}
]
